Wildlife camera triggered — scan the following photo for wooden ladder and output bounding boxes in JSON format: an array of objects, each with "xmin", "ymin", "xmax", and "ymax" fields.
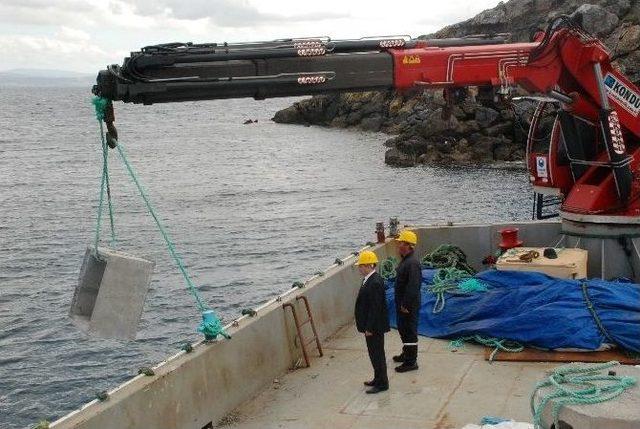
[{"xmin": 283, "ymin": 296, "xmax": 323, "ymax": 368}]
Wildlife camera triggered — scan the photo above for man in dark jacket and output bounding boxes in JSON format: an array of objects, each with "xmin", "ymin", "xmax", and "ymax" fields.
[
  {"xmin": 354, "ymin": 250, "xmax": 390, "ymax": 394},
  {"xmin": 393, "ymin": 230, "xmax": 422, "ymax": 372}
]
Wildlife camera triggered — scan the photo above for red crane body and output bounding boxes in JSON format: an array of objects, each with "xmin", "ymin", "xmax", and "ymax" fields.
[{"xmin": 385, "ymin": 27, "xmax": 640, "ymax": 220}]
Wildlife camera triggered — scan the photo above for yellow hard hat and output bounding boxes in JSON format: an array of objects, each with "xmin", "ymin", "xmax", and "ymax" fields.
[
  {"xmin": 396, "ymin": 230, "xmax": 417, "ymax": 245},
  {"xmin": 355, "ymin": 251, "xmax": 379, "ymax": 266}
]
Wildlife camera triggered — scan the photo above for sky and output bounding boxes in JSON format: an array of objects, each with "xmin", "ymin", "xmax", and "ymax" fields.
[{"xmin": 0, "ymin": 0, "xmax": 502, "ymax": 73}]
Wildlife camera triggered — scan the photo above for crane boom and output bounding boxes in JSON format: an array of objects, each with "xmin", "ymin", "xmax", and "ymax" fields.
[
  {"xmin": 93, "ymin": 16, "xmax": 640, "ymax": 226},
  {"xmin": 93, "ymin": 35, "xmax": 509, "ymax": 104}
]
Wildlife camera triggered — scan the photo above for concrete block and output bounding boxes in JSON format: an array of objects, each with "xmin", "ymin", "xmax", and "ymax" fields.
[{"xmin": 70, "ymin": 246, "xmax": 154, "ymax": 340}]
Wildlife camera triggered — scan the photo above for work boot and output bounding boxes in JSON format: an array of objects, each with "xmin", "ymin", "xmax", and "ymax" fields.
[
  {"xmin": 395, "ymin": 362, "xmax": 418, "ymax": 373},
  {"xmin": 366, "ymin": 385, "xmax": 389, "ymax": 394},
  {"xmin": 392, "ymin": 353, "xmax": 405, "ymax": 363},
  {"xmin": 363, "ymin": 379, "xmax": 377, "ymax": 387}
]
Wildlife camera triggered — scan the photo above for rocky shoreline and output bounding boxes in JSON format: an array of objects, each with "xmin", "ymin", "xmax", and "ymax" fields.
[{"xmin": 272, "ymin": 0, "xmax": 640, "ymax": 167}]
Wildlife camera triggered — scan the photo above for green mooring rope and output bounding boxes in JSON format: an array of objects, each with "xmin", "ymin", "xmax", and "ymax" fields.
[
  {"xmin": 92, "ymin": 97, "xmax": 228, "ymax": 340},
  {"xmin": 428, "ymin": 267, "xmax": 476, "ymax": 313},
  {"xmin": 92, "ymin": 97, "xmax": 117, "ymax": 252},
  {"xmin": 580, "ymin": 282, "xmax": 616, "ymax": 345},
  {"xmin": 450, "ymin": 334, "xmax": 524, "ymax": 362},
  {"xmin": 421, "ymin": 244, "xmax": 475, "ymax": 274},
  {"xmin": 530, "ymin": 361, "xmax": 636, "ymax": 429},
  {"xmin": 380, "ymin": 256, "xmax": 398, "ymax": 280}
]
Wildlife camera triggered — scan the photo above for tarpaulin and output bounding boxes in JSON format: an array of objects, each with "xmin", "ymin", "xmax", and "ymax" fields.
[{"xmin": 386, "ymin": 269, "xmax": 640, "ymax": 352}]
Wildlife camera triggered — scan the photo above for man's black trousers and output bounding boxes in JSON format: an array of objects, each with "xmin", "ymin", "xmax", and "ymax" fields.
[
  {"xmin": 366, "ymin": 334, "xmax": 388, "ymax": 387},
  {"xmin": 397, "ymin": 307, "xmax": 419, "ymax": 364}
]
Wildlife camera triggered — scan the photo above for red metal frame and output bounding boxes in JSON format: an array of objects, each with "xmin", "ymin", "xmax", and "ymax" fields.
[{"xmin": 389, "ymin": 28, "xmax": 640, "ymax": 218}]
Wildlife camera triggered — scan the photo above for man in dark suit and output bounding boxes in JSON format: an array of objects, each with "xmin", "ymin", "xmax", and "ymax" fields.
[
  {"xmin": 393, "ymin": 230, "xmax": 422, "ymax": 373},
  {"xmin": 354, "ymin": 250, "xmax": 390, "ymax": 394}
]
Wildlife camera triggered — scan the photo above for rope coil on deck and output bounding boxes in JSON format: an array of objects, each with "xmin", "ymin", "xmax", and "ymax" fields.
[
  {"xmin": 429, "ymin": 268, "xmax": 473, "ymax": 313},
  {"xmin": 449, "ymin": 334, "xmax": 523, "ymax": 362},
  {"xmin": 530, "ymin": 361, "xmax": 637, "ymax": 429},
  {"xmin": 421, "ymin": 244, "xmax": 475, "ymax": 274},
  {"xmin": 380, "ymin": 257, "xmax": 398, "ymax": 280}
]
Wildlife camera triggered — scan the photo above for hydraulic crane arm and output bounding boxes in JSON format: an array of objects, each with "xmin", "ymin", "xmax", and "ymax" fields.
[
  {"xmin": 93, "ymin": 35, "xmax": 510, "ymax": 104},
  {"xmin": 93, "ymin": 16, "xmax": 640, "ymax": 221}
]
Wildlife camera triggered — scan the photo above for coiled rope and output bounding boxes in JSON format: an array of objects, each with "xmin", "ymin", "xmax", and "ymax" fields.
[
  {"xmin": 380, "ymin": 256, "xmax": 398, "ymax": 280},
  {"xmin": 530, "ymin": 361, "xmax": 636, "ymax": 429},
  {"xmin": 429, "ymin": 267, "xmax": 472, "ymax": 313},
  {"xmin": 421, "ymin": 244, "xmax": 475, "ymax": 274}
]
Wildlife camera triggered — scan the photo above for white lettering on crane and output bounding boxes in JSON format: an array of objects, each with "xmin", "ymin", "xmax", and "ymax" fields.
[{"xmin": 604, "ymin": 73, "xmax": 640, "ymax": 116}]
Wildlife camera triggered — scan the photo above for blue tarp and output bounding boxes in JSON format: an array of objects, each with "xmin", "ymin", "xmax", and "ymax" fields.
[{"xmin": 386, "ymin": 269, "xmax": 640, "ymax": 352}]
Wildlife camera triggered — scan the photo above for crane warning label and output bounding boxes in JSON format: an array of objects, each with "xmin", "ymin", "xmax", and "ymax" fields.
[
  {"xmin": 603, "ymin": 73, "xmax": 640, "ymax": 116},
  {"xmin": 402, "ymin": 55, "xmax": 421, "ymax": 65}
]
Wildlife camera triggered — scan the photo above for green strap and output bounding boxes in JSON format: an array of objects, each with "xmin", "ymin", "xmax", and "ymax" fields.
[{"xmin": 581, "ymin": 282, "xmax": 616, "ymax": 345}]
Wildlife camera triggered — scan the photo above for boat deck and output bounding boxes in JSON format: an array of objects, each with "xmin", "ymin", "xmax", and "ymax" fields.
[{"xmin": 227, "ymin": 323, "xmax": 557, "ymax": 428}]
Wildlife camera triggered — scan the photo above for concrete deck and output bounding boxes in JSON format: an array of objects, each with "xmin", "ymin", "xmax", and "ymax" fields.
[
  {"xmin": 52, "ymin": 222, "xmax": 640, "ymax": 429},
  {"xmin": 228, "ymin": 323, "xmax": 557, "ymax": 429}
]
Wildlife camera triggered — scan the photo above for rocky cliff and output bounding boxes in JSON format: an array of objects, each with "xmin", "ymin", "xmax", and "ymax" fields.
[{"xmin": 272, "ymin": 0, "xmax": 640, "ymax": 167}]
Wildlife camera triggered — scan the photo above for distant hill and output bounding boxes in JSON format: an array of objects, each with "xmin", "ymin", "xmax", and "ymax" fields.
[{"xmin": 0, "ymin": 69, "xmax": 95, "ymax": 87}]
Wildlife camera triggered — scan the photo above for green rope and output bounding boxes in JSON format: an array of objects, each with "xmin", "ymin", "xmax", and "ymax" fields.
[
  {"xmin": 580, "ymin": 282, "xmax": 616, "ymax": 345},
  {"xmin": 428, "ymin": 267, "xmax": 472, "ymax": 313},
  {"xmin": 92, "ymin": 98, "xmax": 117, "ymax": 252},
  {"xmin": 530, "ymin": 361, "xmax": 636, "ymax": 429},
  {"xmin": 92, "ymin": 96, "xmax": 109, "ymax": 121},
  {"xmin": 114, "ymin": 142, "xmax": 229, "ymax": 339},
  {"xmin": 421, "ymin": 244, "xmax": 476, "ymax": 274},
  {"xmin": 458, "ymin": 278, "xmax": 488, "ymax": 293},
  {"xmin": 114, "ymin": 142, "xmax": 205, "ymax": 309},
  {"xmin": 92, "ymin": 97, "xmax": 228, "ymax": 340},
  {"xmin": 380, "ymin": 256, "xmax": 398, "ymax": 280},
  {"xmin": 450, "ymin": 334, "xmax": 524, "ymax": 361}
]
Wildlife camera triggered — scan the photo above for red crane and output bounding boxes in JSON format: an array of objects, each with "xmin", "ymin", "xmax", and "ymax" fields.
[{"xmin": 93, "ymin": 16, "xmax": 640, "ymax": 236}]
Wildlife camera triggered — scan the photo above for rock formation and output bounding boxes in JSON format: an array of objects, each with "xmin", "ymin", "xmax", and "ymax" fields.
[{"xmin": 272, "ymin": 0, "xmax": 640, "ymax": 167}]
